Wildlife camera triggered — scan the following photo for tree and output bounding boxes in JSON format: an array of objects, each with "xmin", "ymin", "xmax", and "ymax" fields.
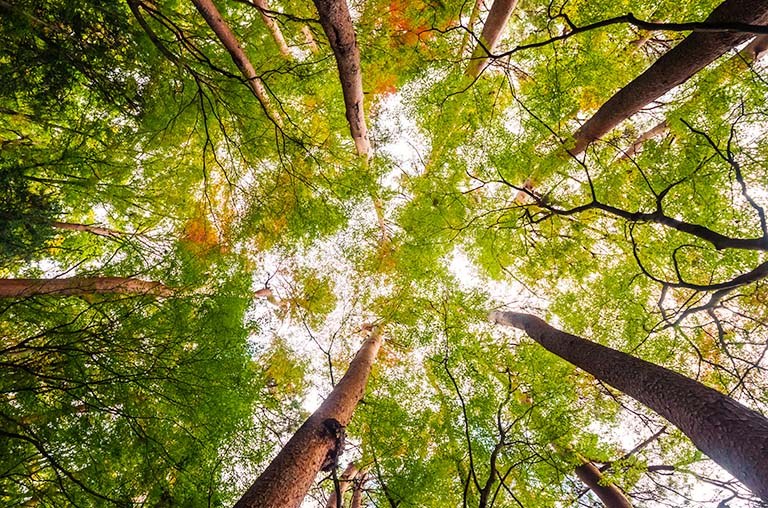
[
  {"xmin": 491, "ymin": 311, "xmax": 768, "ymax": 501},
  {"xmin": 4, "ymin": 0, "xmax": 768, "ymax": 505},
  {"xmin": 570, "ymin": 0, "xmax": 768, "ymax": 155},
  {"xmin": 0, "ymin": 277, "xmax": 174, "ymax": 298},
  {"xmin": 234, "ymin": 326, "xmax": 383, "ymax": 508},
  {"xmin": 466, "ymin": 0, "xmax": 519, "ymax": 78},
  {"xmin": 574, "ymin": 460, "xmax": 633, "ymax": 508}
]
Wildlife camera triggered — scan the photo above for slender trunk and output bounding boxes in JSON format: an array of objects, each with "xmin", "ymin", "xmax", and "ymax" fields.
[
  {"xmin": 326, "ymin": 462, "xmax": 359, "ymax": 508},
  {"xmin": 234, "ymin": 328, "xmax": 383, "ymax": 508},
  {"xmin": 350, "ymin": 472, "xmax": 367, "ymax": 508},
  {"xmin": 466, "ymin": 0, "xmax": 519, "ymax": 78},
  {"xmin": 458, "ymin": 0, "xmax": 483, "ymax": 58},
  {"xmin": 190, "ymin": 0, "xmax": 281, "ymax": 125},
  {"xmin": 570, "ymin": 0, "xmax": 768, "ymax": 156},
  {"xmin": 302, "ymin": 25, "xmax": 320, "ymax": 53},
  {"xmin": 312, "ymin": 0, "xmax": 370, "ymax": 156},
  {"xmin": 51, "ymin": 221, "xmax": 127, "ymax": 239},
  {"xmin": 0, "ymin": 277, "xmax": 174, "ymax": 298},
  {"xmin": 490, "ymin": 311, "xmax": 768, "ymax": 501},
  {"xmin": 617, "ymin": 120, "xmax": 669, "ymax": 160},
  {"xmin": 251, "ymin": 0, "xmax": 291, "ymax": 58},
  {"xmin": 574, "ymin": 460, "xmax": 633, "ymax": 508}
]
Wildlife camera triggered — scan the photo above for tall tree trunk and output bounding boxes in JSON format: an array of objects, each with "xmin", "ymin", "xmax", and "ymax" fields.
[
  {"xmin": 744, "ymin": 34, "xmax": 768, "ymax": 62},
  {"xmin": 458, "ymin": 0, "xmax": 483, "ymax": 58},
  {"xmin": 617, "ymin": 120, "xmax": 669, "ymax": 160},
  {"xmin": 490, "ymin": 311, "xmax": 768, "ymax": 501},
  {"xmin": 570, "ymin": 0, "xmax": 768, "ymax": 156},
  {"xmin": 326, "ymin": 462, "xmax": 359, "ymax": 508},
  {"xmin": 466, "ymin": 0, "xmax": 519, "ymax": 78},
  {"xmin": 350, "ymin": 471, "xmax": 367, "ymax": 508},
  {"xmin": 312, "ymin": 0, "xmax": 370, "ymax": 157},
  {"xmin": 234, "ymin": 328, "xmax": 383, "ymax": 508},
  {"xmin": 190, "ymin": 0, "xmax": 281, "ymax": 125},
  {"xmin": 575, "ymin": 459, "xmax": 633, "ymax": 508},
  {"xmin": 0, "ymin": 277, "xmax": 174, "ymax": 298},
  {"xmin": 51, "ymin": 221, "xmax": 127, "ymax": 239},
  {"xmin": 251, "ymin": 0, "xmax": 292, "ymax": 58}
]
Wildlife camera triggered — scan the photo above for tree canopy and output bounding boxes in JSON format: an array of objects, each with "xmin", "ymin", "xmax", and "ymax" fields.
[{"xmin": 2, "ymin": 0, "xmax": 768, "ymax": 506}]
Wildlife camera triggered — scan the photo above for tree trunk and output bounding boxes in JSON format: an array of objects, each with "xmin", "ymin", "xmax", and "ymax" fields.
[
  {"xmin": 190, "ymin": 0, "xmax": 281, "ymax": 125},
  {"xmin": 574, "ymin": 460, "xmax": 633, "ymax": 508},
  {"xmin": 0, "ymin": 277, "xmax": 174, "ymax": 298},
  {"xmin": 312, "ymin": 0, "xmax": 370, "ymax": 157},
  {"xmin": 326, "ymin": 462, "xmax": 359, "ymax": 508},
  {"xmin": 234, "ymin": 328, "xmax": 383, "ymax": 508},
  {"xmin": 744, "ymin": 34, "xmax": 768, "ymax": 62},
  {"xmin": 466, "ymin": 0, "xmax": 519, "ymax": 78},
  {"xmin": 570, "ymin": 0, "xmax": 768, "ymax": 156},
  {"xmin": 51, "ymin": 221, "xmax": 127, "ymax": 239},
  {"xmin": 490, "ymin": 311, "xmax": 768, "ymax": 501},
  {"xmin": 617, "ymin": 120, "xmax": 669, "ymax": 160},
  {"xmin": 251, "ymin": 0, "xmax": 292, "ymax": 58},
  {"xmin": 350, "ymin": 472, "xmax": 367, "ymax": 508},
  {"xmin": 458, "ymin": 0, "xmax": 483, "ymax": 58}
]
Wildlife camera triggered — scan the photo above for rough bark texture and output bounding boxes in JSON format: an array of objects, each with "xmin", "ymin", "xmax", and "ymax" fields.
[
  {"xmin": 490, "ymin": 311, "xmax": 768, "ymax": 501},
  {"xmin": 574, "ymin": 460, "xmax": 633, "ymax": 508},
  {"xmin": 0, "ymin": 277, "xmax": 174, "ymax": 298},
  {"xmin": 570, "ymin": 0, "xmax": 768, "ymax": 156},
  {"xmin": 326, "ymin": 462, "xmax": 359, "ymax": 508},
  {"xmin": 251, "ymin": 0, "xmax": 291, "ymax": 58},
  {"xmin": 312, "ymin": 0, "xmax": 370, "ymax": 156},
  {"xmin": 234, "ymin": 328, "xmax": 383, "ymax": 508},
  {"xmin": 190, "ymin": 0, "xmax": 280, "ymax": 124},
  {"xmin": 466, "ymin": 0, "xmax": 519, "ymax": 78}
]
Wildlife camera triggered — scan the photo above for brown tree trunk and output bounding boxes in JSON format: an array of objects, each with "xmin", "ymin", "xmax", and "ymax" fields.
[
  {"xmin": 326, "ymin": 462, "xmax": 359, "ymax": 508},
  {"xmin": 350, "ymin": 471, "xmax": 367, "ymax": 508},
  {"xmin": 234, "ymin": 327, "xmax": 384, "ymax": 508},
  {"xmin": 575, "ymin": 460, "xmax": 633, "ymax": 508},
  {"xmin": 251, "ymin": 0, "xmax": 292, "ymax": 58},
  {"xmin": 51, "ymin": 221, "xmax": 127, "ymax": 239},
  {"xmin": 617, "ymin": 120, "xmax": 669, "ymax": 160},
  {"xmin": 312, "ymin": 0, "xmax": 370, "ymax": 156},
  {"xmin": 302, "ymin": 25, "xmax": 320, "ymax": 53},
  {"xmin": 458, "ymin": 0, "xmax": 483, "ymax": 58},
  {"xmin": 570, "ymin": 0, "xmax": 768, "ymax": 156},
  {"xmin": 190, "ymin": 0, "xmax": 281, "ymax": 125},
  {"xmin": 466, "ymin": 0, "xmax": 519, "ymax": 78},
  {"xmin": 0, "ymin": 277, "xmax": 174, "ymax": 298},
  {"xmin": 490, "ymin": 311, "xmax": 768, "ymax": 501},
  {"xmin": 744, "ymin": 34, "xmax": 768, "ymax": 62}
]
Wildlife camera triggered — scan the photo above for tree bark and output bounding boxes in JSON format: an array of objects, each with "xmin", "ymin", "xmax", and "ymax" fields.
[
  {"xmin": 466, "ymin": 0, "xmax": 519, "ymax": 78},
  {"xmin": 350, "ymin": 471, "xmax": 367, "ymax": 508},
  {"xmin": 0, "ymin": 277, "xmax": 174, "ymax": 298},
  {"xmin": 570, "ymin": 0, "xmax": 768, "ymax": 156},
  {"xmin": 190, "ymin": 0, "xmax": 281, "ymax": 125},
  {"xmin": 617, "ymin": 120, "xmax": 669, "ymax": 160},
  {"xmin": 490, "ymin": 311, "xmax": 768, "ymax": 501},
  {"xmin": 234, "ymin": 327, "xmax": 383, "ymax": 508},
  {"xmin": 312, "ymin": 0, "xmax": 370, "ymax": 157},
  {"xmin": 251, "ymin": 0, "xmax": 291, "ymax": 58},
  {"xmin": 458, "ymin": 0, "xmax": 484, "ymax": 58},
  {"xmin": 574, "ymin": 460, "xmax": 633, "ymax": 508},
  {"xmin": 51, "ymin": 221, "xmax": 127, "ymax": 239},
  {"xmin": 744, "ymin": 34, "xmax": 768, "ymax": 62},
  {"xmin": 326, "ymin": 462, "xmax": 359, "ymax": 508}
]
